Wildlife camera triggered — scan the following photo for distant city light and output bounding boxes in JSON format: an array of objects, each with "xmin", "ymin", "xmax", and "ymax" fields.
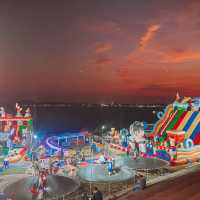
[
  {"xmin": 102, "ymin": 125, "xmax": 105, "ymax": 129},
  {"xmin": 33, "ymin": 135, "xmax": 37, "ymax": 139}
]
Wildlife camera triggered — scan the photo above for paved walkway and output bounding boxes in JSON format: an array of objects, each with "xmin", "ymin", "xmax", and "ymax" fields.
[
  {"xmin": 1, "ymin": 162, "xmax": 200, "ymax": 200},
  {"xmin": 147, "ymin": 162, "xmax": 200, "ymax": 186},
  {"xmin": 0, "ymin": 174, "xmax": 30, "ymax": 193},
  {"xmin": 105, "ymin": 162, "xmax": 200, "ymax": 200},
  {"xmin": 118, "ymin": 169, "xmax": 200, "ymax": 200}
]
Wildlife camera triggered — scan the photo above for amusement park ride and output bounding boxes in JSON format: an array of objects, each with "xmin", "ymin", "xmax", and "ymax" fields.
[
  {"xmin": 108, "ymin": 94, "xmax": 200, "ymax": 166},
  {"xmin": 146, "ymin": 94, "xmax": 200, "ymax": 165},
  {"xmin": 0, "ymin": 103, "xmax": 33, "ymax": 162},
  {"xmin": 0, "ymin": 94, "xmax": 200, "ymax": 167},
  {"xmin": 1, "ymin": 95, "xmax": 200, "ymax": 200}
]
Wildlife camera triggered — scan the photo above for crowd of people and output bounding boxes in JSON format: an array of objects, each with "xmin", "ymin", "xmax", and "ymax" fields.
[
  {"xmin": 30, "ymin": 167, "xmax": 48, "ymax": 200},
  {"xmin": 30, "ymin": 155, "xmax": 79, "ymax": 199},
  {"xmin": 30, "ymin": 159, "xmax": 51, "ymax": 200}
]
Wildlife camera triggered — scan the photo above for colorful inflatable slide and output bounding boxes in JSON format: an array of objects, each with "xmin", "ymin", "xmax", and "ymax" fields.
[
  {"xmin": 7, "ymin": 146, "xmax": 28, "ymax": 163},
  {"xmin": 147, "ymin": 95, "xmax": 200, "ymax": 165},
  {"xmin": 0, "ymin": 104, "xmax": 33, "ymax": 163}
]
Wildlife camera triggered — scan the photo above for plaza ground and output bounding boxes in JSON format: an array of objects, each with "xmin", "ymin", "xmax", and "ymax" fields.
[{"xmin": 118, "ymin": 169, "xmax": 200, "ymax": 200}]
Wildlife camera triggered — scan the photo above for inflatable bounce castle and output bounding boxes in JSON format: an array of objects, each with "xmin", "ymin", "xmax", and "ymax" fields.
[
  {"xmin": 146, "ymin": 93, "xmax": 200, "ymax": 165},
  {"xmin": 0, "ymin": 103, "xmax": 33, "ymax": 162}
]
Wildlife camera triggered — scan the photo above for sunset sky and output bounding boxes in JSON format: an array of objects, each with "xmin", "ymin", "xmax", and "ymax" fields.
[{"xmin": 0, "ymin": 0, "xmax": 200, "ymax": 104}]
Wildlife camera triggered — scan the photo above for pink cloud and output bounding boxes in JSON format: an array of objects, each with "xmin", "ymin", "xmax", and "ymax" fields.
[
  {"xmin": 164, "ymin": 48, "xmax": 200, "ymax": 63},
  {"xmin": 126, "ymin": 24, "xmax": 162, "ymax": 64},
  {"xmin": 139, "ymin": 24, "xmax": 160, "ymax": 50},
  {"xmin": 116, "ymin": 66, "xmax": 130, "ymax": 79},
  {"xmin": 95, "ymin": 56, "xmax": 112, "ymax": 65},
  {"xmin": 95, "ymin": 42, "xmax": 112, "ymax": 53}
]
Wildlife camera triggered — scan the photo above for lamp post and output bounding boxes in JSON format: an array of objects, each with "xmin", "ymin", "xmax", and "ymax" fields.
[
  {"xmin": 33, "ymin": 134, "xmax": 38, "ymax": 148},
  {"xmin": 31, "ymin": 134, "xmax": 38, "ymax": 161},
  {"xmin": 101, "ymin": 125, "xmax": 105, "ymax": 143}
]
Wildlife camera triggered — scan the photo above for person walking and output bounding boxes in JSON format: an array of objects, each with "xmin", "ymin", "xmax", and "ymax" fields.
[
  {"xmin": 35, "ymin": 161, "xmax": 40, "ymax": 176},
  {"xmin": 38, "ymin": 172, "xmax": 43, "ymax": 188},
  {"xmin": 81, "ymin": 192, "xmax": 88, "ymax": 200},
  {"xmin": 32, "ymin": 161, "xmax": 37, "ymax": 176},
  {"xmin": 107, "ymin": 158, "xmax": 113, "ymax": 176},
  {"xmin": 30, "ymin": 184, "xmax": 38, "ymax": 200},
  {"xmin": 37, "ymin": 185, "xmax": 44, "ymax": 200},
  {"xmin": 41, "ymin": 171, "xmax": 47, "ymax": 188},
  {"xmin": 92, "ymin": 187, "xmax": 103, "ymax": 200},
  {"xmin": 3, "ymin": 157, "xmax": 9, "ymax": 169},
  {"xmin": 127, "ymin": 145, "xmax": 131, "ymax": 156},
  {"xmin": 49, "ymin": 159, "xmax": 53, "ymax": 175}
]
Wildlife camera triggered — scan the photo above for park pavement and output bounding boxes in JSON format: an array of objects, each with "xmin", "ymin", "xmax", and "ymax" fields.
[
  {"xmin": 105, "ymin": 162, "xmax": 200, "ymax": 200},
  {"xmin": 0, "ymin": 174, "xmax": 30, "ymax": 193}
]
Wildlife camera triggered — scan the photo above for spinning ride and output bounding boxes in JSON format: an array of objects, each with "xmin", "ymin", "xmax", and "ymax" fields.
[{"xmin": 4, "ymin": 175, "xmax": 79, "ymax": 200}]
